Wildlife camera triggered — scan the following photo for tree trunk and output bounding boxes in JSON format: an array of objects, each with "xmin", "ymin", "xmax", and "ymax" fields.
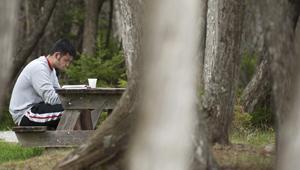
[
  {"xmin": 240, "ymin": 0, "xmax": 265, "ymax": 61},
  {"xmin": 0, "ymin": 1, "xmax": 18, "ymax": 120},
  {"xmin": 198, "ymin": 0, "xmax": 208, "ymax": 88},
  {"xmin": 240, "ymin": 54, "xmax": 270, "ymax": 113},
  {"xmin": 114, "ymin": 0, "xmax": 142, "ymax": 80},
  {"xmin": 194, "ymin": 0, "xmax": 219, "ymax": 169},
  {"xmin": 82, "ymin": 0, "xmax": 105, "ymax": 57},
  {"xmin": 129, "ymin": 0, "xmax": 217, "ymax": 169},
  {"xmin": 203, "ymin": 0, "xmax": 244, "ymax": 144},
  {"xmin": 105, "ymin": 0, "xmax": 114, "ymax": 48},
  {"xmin": 260, "ymin": 0, "xmax": 300, "ymax": 169}
]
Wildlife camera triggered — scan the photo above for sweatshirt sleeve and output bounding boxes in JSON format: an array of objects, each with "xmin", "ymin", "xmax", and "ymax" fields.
[{"xmin": 31, "ymin": 66, "xmax": 61, "ymax": 105}]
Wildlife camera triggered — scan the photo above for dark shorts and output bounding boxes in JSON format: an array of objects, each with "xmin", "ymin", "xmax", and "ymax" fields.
[{"xmin": 19, "ymin": 102, "xmax": 64, "ymax": 129}]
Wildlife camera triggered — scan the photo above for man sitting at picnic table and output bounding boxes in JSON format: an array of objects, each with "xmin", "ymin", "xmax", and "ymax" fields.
[{"xmin": 9, "ymin": 39, "xmax": 76, "ymax": 129}]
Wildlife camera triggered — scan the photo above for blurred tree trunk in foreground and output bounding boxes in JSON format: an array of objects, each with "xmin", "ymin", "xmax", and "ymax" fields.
[
  {"xmin": 130, "ymin": 0, "xmax": 217, "ymax": 169},
  {"xmin": 203, "ymin": 0, "xmax": 244, "ymax": 144},
  {"xmin": 261, "ymin": 0, "xmax": 300, "ymax": 169},
  {"xmin": 54, "ymin": 0, "xmax": 217, "ymax": 169},
  {"xmin": 0, "ymin": 1, "xmax": 18, "ymax": 120}
]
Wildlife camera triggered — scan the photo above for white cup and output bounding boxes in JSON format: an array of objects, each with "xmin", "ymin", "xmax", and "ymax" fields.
[{"xmin": 88, "ymin": 78, "xmax": 97, "ymax": 88}]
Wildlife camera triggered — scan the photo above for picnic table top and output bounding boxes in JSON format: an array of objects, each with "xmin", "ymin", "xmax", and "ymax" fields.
[{"xmin": 56, "ymin": 87, "xmax": 126, "ymax": 94}]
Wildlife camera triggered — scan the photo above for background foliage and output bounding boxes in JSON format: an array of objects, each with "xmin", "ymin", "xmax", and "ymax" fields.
[{"xmin": 61, "ymin": 35, "xmax": 126, "ymax": 88}]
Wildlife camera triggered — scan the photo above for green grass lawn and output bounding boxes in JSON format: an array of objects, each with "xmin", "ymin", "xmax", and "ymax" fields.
[
  {"xmin": 0, "ymin": 140, "xmax": 44, "ymax": 164},
  {"xmin": 230, "ymin": 128, "xmax": 275, "ymax": 146}
]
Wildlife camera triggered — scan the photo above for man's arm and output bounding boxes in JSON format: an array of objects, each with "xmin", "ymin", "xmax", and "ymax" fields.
[
  {"xmin": 31, "ymin": 67, "xmax": 61, "ymax": 105},
  {"xmin": 53, "ymin": 69, "xmax": 61, "ymax": 89}
]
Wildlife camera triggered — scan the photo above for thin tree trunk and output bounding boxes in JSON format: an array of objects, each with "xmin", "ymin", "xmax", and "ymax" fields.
[
  {"xmin": 114, "ymin": 0, "xmax": 141, "ymax": 80},
  {"xmin": 105, "ymin": 0, "xmax": 114, "ymax": 48},
  {"xmin": 0, "ymin": 1, "xmax": 18, "ymax": 120},
  {"xmin": 240, "ymin": 54, "xmax": 270, "ymax": 113},
  {"xmin": 82, "ymin": 0, "xmax": 105, "ymax": 57},
  {"xmin": 198, "ymin": 0, "xmax": 208, "ymax": 88},
  {"xmin": 203, "ymin": 0, "xmax": 244, "ymax": 144}
]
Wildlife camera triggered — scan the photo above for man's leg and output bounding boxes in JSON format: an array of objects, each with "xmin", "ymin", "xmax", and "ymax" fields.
[{"xmin": 19, "ymin": 102, "xmax": 64, "ymax": 129}]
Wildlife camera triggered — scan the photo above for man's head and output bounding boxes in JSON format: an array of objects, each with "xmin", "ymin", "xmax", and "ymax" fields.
[{"xmin": 48, "ymin": 39, "xmax": 76, "ymax": 71}]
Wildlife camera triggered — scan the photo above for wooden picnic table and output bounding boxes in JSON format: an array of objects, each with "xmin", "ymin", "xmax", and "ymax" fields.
[
  {"xmin": 14, "ymin": 88, "xmax": 125, "ymax": 147},
  {"xmin": 56, "ymin": 88, "xmax": 125, "ymax": 130}
]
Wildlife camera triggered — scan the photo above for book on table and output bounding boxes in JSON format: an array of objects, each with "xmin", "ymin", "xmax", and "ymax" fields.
[{"xmin": 61, "ymin": 85, "xmax": 89, "ymax": 89}]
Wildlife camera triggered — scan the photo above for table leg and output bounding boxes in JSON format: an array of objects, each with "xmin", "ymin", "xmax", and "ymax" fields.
[
  {"xmin": 57, "ymin": 110, "xmax": 80, "ymax": 130},
  {"xmin": 80, "ymin": 110, "xmax": 93, "ymax": 130},
  {"xmin": 90, "ymin": 101, "xmax": 107, "ymax": 129},
  {"xmin": 90, "ymin": 108, "xmax": 105, "ymax": 129}
]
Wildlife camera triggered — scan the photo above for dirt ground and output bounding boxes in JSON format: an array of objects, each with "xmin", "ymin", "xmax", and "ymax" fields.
[{"xmin": 213, "ymin": 143, "xmax": 274, "ymax": 170}]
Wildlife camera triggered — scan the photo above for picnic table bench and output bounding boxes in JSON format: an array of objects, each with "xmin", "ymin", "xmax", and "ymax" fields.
[{"xmin": 13, "ymin": 88, "xmax": 125, "ymax": 147}]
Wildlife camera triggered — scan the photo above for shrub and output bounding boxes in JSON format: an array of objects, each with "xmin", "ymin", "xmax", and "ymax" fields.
[
  {"xmin": 250, "ymin": 106, "xmax": 274, "ymax": 129},
  {"xmin": 232, "ymin": 105, "xmax": 252, "ymax": 132},
  {"xmin": 62, "ymin": 32, "xmax": 127, "ymax": 88}
]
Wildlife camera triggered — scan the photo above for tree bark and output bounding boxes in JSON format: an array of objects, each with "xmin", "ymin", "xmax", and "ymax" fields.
[
  {"xmin": 198, "ymin": 0, "xmax": 208, "ymax": 88},
  {"xmin": 240, "ymin": 0, "xmax": 265, "ymax": 61},
  {"xmin": 82, "ymin": 0, "xmax": 105, "ymax": 57},
  {"xmin": 0, "ymin": 1, "xmax": 18, "ymax": 120},
  {"xmin": 129, "ymin": 0, "xmax": 216, "ymax": 169},
  {"xmin": 203, "ymin": 0, "xmax": 244, "ymax": 144},
  {"xmin": 114, "ymin": 0, "xmax": 142, "ymax": 80},
  {"xmin": 105, "ymin": 0, "xmax": 114, "ymax": 48},
  {"xmin": 240, "ymin": 54, "xmax": 270, "ymax": 113},
  {"xmin": 8, "ymin": 0, "xmax": 57, "ymax": 91},
  {"xmin": 260, "ymin": 0, "xmax": 300, "ymax": 169},
  {"xmin": 194, "ymin": 0, "xmax": 219, "ymax": 169}
]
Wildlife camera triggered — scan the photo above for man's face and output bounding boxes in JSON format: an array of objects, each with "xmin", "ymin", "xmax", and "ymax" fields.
[{"xmin": 53, "ymin": 53, "xmax": 73, "ymax": 71}]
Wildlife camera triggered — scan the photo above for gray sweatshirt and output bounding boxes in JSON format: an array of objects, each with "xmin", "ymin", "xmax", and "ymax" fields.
[{"xmin": 9, "ymin": 56, "xmax": 61, "ymax": 125}]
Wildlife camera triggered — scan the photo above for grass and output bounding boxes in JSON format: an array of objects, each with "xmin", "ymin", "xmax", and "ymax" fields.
[
  {"xmin": 230, "ymin": 128, "xmax": 275, "ymax": 146},
  {"xmin": 0, "ymin": 148, "xmax": 72, "ymax": 170},
  {"xmin": 212, "ymin": 128, "xmax": 275, "ymax": 170},
  {"xmin": 0, "ymin": 141, "xmax": 44, "ymax": 164}
]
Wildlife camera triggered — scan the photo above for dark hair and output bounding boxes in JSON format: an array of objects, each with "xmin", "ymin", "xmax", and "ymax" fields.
[{"xmin": 49, "ymin": 39, "xmax": 76, "ymax": 58}]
